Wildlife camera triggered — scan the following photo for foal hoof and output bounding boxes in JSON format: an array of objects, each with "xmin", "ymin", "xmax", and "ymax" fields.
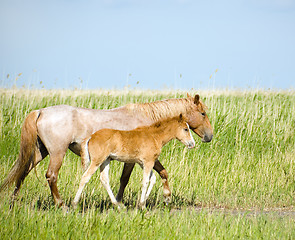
[
  {"xmin": 115, "ymin": 202, "xmax": 126, "ymax": 212},
  {"xmin": 72, "ymin": 202, "xmax": 78, "ymax": 210},
  {"xmin": 163, "ymin": 195, "xmax": 171, "ymax": 205},
  {"xmin": 137, "ymin": 202, "xmax": 146, "ymax": 210}
]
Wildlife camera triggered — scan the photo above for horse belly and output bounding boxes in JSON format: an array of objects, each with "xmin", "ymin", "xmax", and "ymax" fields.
[{"xmin": 69, "ymin": 142, "xmax": 82, "ymax": 156}]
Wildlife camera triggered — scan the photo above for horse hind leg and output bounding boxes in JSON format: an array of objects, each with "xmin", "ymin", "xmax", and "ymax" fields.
[
  {"xmin": 153, "ymin": 159, "xmax": 171, "ymax": 205},
  {"xmin": 45, "ymin": 151, "xmax": 66, "ymax": 207},
  {"xmin": 11, "ymin": 144, "xmax": 48, "ymax": 205}
]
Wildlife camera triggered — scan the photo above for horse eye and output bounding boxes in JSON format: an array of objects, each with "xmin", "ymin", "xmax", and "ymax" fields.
[
  {"xmin": 184, "ymin": 128, "xmax": 189, "ymax": 132},
  {"xmin": 201, "ymin": 112, "xmax": 206, "ymax": 117}
]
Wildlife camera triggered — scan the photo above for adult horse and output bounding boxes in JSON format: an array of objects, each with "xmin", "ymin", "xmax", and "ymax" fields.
[{"xmin": 0, "ymin": 94, "xmax": 213, "ymax": 207}]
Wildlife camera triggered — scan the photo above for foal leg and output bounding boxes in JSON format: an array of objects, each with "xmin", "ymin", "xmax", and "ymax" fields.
[
  {"xmin": 145, "ymin": 171, "xmax": 156, "ymax": 201},
  {"xmin": 99, "ymin": 159, "xmax": 124, "ymax": 210},
  {"xmin": 153, "ymin": 159, "xmax": 171, "ymax": 204},
  {"xmin": 72, "ymin": 162, "xmax": 100, "ymax": 207},
  {"xmin": 138, "ymin": 163, "xmax": 154, "ymax": 209},
  {"xmin": 116, "ymin": 163, "xmax": 135, "ymax": 202}
]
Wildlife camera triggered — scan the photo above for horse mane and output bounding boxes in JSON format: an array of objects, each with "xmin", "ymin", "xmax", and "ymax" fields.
[
  {"xmin": 125, "ymin": 97, "xmax": 206, "ymax": 122},
  {"xmin": 134, "ymin": 115, "xmax": 188, "ymax": 131}
]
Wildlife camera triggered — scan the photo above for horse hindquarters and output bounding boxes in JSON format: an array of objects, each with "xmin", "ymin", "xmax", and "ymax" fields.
[{"xmin": 0, "ymin": 110, "xmax": 41, "ymax": 198}]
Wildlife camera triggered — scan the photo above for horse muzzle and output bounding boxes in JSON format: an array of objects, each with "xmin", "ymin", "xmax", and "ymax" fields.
[
  {"xmin": 192, "ymin": 128, "xmax": 213, "ymax": 143},
  {"xmin": 202, "ymin": 133, "xmax": 213, "ymax": 143}
]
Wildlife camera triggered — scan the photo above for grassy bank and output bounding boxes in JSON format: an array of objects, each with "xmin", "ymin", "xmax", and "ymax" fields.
[{"xmin": 0, "ymin": 89, "xmax": 294, "ymax": 239}]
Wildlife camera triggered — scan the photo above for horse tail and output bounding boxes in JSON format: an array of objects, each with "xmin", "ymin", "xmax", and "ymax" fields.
[
  {"xmin": 0, "ymin": 110, "xmax": 40, "ymax": 193},
  {"xmin": 81, "ymin": 137, "xmax": 91, "ymax": 171}
]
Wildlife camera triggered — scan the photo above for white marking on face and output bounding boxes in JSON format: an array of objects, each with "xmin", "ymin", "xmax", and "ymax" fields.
[{"xmin": 186, "ymin": 123, "xmax": 195, "ymax": 148}]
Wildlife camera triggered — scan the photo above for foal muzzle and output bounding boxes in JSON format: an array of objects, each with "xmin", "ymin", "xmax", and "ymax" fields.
[{"xmin": 186, "ymin": 140, "xmax": 196, "ymax": 149}]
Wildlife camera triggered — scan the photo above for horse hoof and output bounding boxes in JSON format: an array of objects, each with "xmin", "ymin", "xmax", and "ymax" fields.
[
  {"xmin": 62, "ymin": 205, "xmax": 70, "ymax": 214},
  {"xmin": 115, "ymin": 195, "xmax": 123, "ymax": 203},
  {"xmin": 164, "ymin": 195, "xmax": 171, "ymax": 205}
]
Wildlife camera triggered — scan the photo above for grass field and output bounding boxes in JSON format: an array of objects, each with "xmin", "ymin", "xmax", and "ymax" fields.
[{"xmin": 0, "ymin": 88, "xmax": 294, "ymax": 239}]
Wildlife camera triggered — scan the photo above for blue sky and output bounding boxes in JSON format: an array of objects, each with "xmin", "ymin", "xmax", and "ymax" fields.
[{"xmin": 1, "ymin": 0, "xmax": 295, "ymax": 90}]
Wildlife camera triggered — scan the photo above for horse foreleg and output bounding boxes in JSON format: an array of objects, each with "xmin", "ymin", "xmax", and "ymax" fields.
[
  {"xmin": 116, "ymin": 163, "xmax": 135, "ymax": 202},
  {"xmin": 153, "ymin": 159, "xmax": 171, "ymax": 204},
  {"xmin": 72, "ymin": 162, "xmax": 99, "ymax": 208},
  {"xmin": 46, "ymin": 153, "xmax": 65, "ymax": 207}
]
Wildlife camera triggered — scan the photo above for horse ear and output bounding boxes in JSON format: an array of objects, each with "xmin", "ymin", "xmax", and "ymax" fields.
[
  {"xmin": 194, "ymin": 94, "xmax": 200, "ymax": 105},
  {"xmin": 179, "ymin": 113, "xmax": 183, "ymax": 121}
]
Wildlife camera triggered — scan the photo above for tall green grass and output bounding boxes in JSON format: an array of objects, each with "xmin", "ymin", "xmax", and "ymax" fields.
[{"xmin": 0, "ymin": 89, "xmax": 294, "ymax": 239}]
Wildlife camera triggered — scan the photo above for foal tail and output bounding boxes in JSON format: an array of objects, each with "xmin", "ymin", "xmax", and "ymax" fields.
[
  {"xmin": 0, "ymin": 110, "xmax": 40, "ymax": 193},
  {"xmin": 81, "ymin": 137, "xmax": 91, "ymax": 171}
]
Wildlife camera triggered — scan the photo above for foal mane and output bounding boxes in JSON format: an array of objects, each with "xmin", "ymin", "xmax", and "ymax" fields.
[
  {"xmin": 155, "ymin": 114, "xmax": 188, "ymax": 127},
  {"xmin": 126, "ymin": 97, "xmax": 206, "ymax": 122}
]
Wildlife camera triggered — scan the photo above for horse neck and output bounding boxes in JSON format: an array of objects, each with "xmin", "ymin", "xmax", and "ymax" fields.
[
  {"xmin": 151, "ymin": 121, "xmax": 179, "ymax": 147},
  {"xmin": 127, "ymin": 98, "xmax": 192, "ymax": 123}
]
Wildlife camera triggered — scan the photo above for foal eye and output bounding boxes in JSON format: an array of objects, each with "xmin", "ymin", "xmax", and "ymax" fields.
[{"xmin": 184, "ymin": 128, "xmax": 189, "ymax": 132}]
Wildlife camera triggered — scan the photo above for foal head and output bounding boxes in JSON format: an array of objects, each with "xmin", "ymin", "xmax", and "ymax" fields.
[
  {"xmin": 173, "ymin": 114, "xmax": 195, "ymax": 149},
  {"xmin": 186, "ymin": 94, "xmax": 213, "ymax": 142}
]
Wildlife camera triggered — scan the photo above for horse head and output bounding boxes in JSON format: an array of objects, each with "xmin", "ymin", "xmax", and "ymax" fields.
[{"xmin": 186, "ymin": 94, "xmax": 213, "ymax": 143}]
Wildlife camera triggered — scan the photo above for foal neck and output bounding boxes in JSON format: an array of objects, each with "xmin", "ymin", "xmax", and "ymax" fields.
[{"xmin": 151, "ymin": 120, "xmax": 179, "ymax": 147}]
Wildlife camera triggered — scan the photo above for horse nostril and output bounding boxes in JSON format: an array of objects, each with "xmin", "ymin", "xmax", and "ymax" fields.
[{"xmin": 204, "ymin": 134, "xmax": 213, "ymax": 142}]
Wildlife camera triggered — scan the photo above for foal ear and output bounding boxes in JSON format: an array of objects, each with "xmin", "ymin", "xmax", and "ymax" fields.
[
  {"xmin": 194, "ymin": 94, "xmax": 200, "ymax": 105},
  {"xmin": 187, "ymin": 93, "xmax": 192, "ymax": 98}
]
